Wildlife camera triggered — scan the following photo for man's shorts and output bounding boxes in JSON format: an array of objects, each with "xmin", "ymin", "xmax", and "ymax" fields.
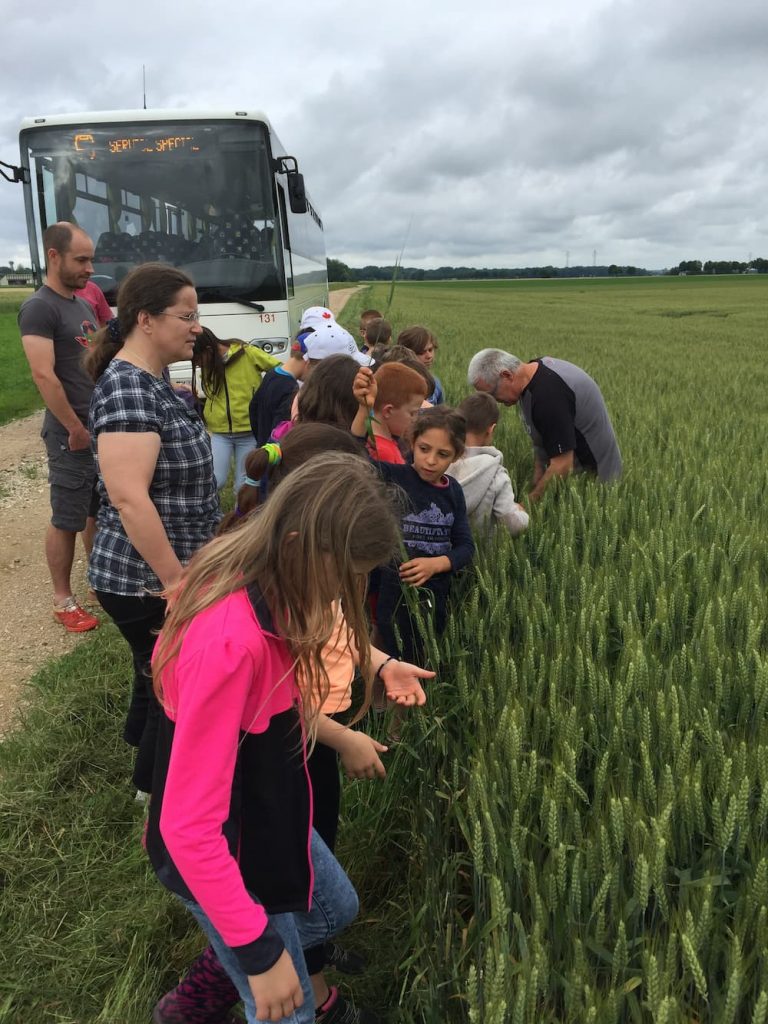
[{"xmin": 42, "ymin": 424, "xmax": 99, "ymax": 533}]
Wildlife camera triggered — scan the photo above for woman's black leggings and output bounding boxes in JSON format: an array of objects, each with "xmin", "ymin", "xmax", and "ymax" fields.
[{"xmin": 95, "ymin": 590, "xmax": 166, "ymax": 793}]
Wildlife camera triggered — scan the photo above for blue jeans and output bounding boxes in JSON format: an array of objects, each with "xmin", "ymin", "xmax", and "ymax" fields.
[
  {"xmin": 177, "ymin": 829, "xmax": 358, "ymax": 1024},
  {"xmin": 211, "ymin": 431, "xmax": 256, "ymax": 494}
]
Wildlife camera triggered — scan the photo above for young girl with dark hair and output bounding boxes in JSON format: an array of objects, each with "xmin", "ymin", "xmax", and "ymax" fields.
[
  {"xmin": 396, "ymin": 326, "xmax": 444, "ymax": 405},
  {"xmin": 266, "ymin": 354, "xmax": 362, "ymax": 448},
  {"xmin": 192, "ymin": 327, "xmax": 279, "ymax": 493},
  {"xmin": 375, "ymin": 345, "xmax": 436, "ymax": 407},
  {"xmin": 352, "ymin": 372, "xmax": 475, "ymax": 665},
  {"xmin": 154, "ymin": 432, "xmax": 431, "ymax": 1024},
  {"xmin": 147, "ymin": 454, "xmax": 428, "ymax": 1024},
  {"xmin": 295, "ymin": 354, "xmax": 361, "ymax": 429},
  {"xmin": 218, "ymin": 422, "xmax": 365, "ymax": 529}
]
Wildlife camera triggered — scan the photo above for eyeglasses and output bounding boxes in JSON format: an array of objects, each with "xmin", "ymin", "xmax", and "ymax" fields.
[{"xmin": 161, "ymin": 310, "xmax": 201, "ymax": 323}]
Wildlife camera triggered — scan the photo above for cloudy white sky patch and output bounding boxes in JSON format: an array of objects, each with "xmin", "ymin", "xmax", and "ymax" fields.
[{"xmin": 1, "ymin": 0, "xmax": 766, "ymax": 269}]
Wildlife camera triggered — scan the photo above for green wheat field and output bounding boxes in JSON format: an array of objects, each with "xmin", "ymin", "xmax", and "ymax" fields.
[{"xmin": 1, "ymin": 274, "xmax": 766, "ymax": 1023}]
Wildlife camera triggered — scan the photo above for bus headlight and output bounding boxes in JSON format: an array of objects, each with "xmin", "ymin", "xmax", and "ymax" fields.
[{"xmin": 253, "ymin": 338, "xmax": 289, "ymax": 354}]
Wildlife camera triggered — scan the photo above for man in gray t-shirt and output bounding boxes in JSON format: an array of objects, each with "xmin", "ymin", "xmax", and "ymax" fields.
[
  {"xmin": 18, "ymin": 222, "xmax": 100, "ymax": 632},
  {"xmin": 468, "ymin": 348, "xmax": 622, "ymax": 501}
]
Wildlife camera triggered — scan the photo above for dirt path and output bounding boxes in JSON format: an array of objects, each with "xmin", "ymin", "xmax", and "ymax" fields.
[
  {"xmin": 0, "ymin": 287, "xmax": 363, "ymax": 733},
  {"xmin": 0, "ymin": 411, "xmax": 92, "ymax": 732},
  {"xmin": 328, "ymin": 286, "xmax": 364, "ymax": 320}
]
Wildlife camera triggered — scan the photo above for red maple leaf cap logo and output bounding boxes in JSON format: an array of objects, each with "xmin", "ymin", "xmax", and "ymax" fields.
[{"xmin": 322, "ymin": 311, "xmax": 332, "ymax": 318}]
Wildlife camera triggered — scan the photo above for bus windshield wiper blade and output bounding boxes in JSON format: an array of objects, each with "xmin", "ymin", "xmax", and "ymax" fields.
[
  {"xmin": 195, "ymin": 286, "xmax": 266, "ymax": 311},
  {"xmin": 232, "ymin": 295, "xmax": 266, "ymax": 312}
]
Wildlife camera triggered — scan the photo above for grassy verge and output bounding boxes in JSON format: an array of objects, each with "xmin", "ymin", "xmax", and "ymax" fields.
[
  {"xmin": 0, "ymin": 627, "xmax": 206, "ymax": 1023},
  {"xmin": 0, "ymin": 292, "xmax": 43, "ymax": 425}
]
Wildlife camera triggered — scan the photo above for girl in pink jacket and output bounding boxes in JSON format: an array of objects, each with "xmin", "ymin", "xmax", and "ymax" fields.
[{"xmin": 147, "ymin": 453, "xmax": 416, "ymax": 1024}]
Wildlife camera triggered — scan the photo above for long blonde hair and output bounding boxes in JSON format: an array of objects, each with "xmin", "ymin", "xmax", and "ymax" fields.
[{"xmin": 153, "ymin": 453, "xmax": 401, "ymax": 732}]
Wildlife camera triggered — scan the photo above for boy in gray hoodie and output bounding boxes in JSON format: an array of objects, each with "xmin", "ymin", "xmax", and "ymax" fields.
[{"xmin": 448, "ymin": 393, "xmax": 529, "ymax": 537}]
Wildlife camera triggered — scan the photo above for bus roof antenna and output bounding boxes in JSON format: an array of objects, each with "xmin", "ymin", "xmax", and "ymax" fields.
[{"xmin": 143, "ymin": 65, "xmax": 147, "ymax": 110}]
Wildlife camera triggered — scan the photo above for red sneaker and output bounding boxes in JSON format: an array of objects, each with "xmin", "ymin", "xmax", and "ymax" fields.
[{"xmin": 53, "ymin": 599, "xmax": 99, "ymax": 633}]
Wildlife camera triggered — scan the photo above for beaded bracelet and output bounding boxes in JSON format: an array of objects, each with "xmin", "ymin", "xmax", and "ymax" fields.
[{"xmin": 375, "ymin": 655, "xmax": 397, "ymax": 681}]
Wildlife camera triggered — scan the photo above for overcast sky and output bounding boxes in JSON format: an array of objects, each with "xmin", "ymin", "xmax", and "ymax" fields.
[{"xmin": 1, "ymin": 0, "xmax": 767, "ymax": 270}]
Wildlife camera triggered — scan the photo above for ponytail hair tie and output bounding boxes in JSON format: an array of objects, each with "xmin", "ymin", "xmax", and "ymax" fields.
[
  {"xmin": 262, "ymin": 442, "xmax": 282, "ymax": 466},
  {"xmin": 107, "ymin": 317, "xmax": 122, "ymax": 343},
  {"xmin": 244, "ymin": 476, "xmax": 260, "ymax": 487}
]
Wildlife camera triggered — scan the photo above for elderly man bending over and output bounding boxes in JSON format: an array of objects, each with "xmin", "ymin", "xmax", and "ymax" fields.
[{"xmin": 468, "ymin": 349, "xmax": 622, "ymax": 501}]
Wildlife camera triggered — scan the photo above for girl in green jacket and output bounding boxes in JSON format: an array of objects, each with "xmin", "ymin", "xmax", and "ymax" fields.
[{"xmin": 193, "ymin": 328, "xmax": 280, "ymax": 493}]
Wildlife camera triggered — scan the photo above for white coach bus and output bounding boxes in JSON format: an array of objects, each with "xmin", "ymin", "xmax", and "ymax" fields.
[{"xmin": 16, "ymin": 109, "xmax": 328, "ymax": 365}]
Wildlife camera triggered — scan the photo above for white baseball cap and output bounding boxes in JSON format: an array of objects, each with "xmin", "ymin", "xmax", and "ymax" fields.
[
  {"xmin": 303, "ymin": 323, "xmax": 373, "ymax": 366},
  {"xmin": 299, "ymin": 306, "xmax": 336, "ymax": 330}
]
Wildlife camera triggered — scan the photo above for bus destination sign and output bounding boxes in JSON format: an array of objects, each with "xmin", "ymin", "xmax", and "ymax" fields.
[{"xmin": 72, "ymin": 133, "xmax": 201, "ymax": 158}]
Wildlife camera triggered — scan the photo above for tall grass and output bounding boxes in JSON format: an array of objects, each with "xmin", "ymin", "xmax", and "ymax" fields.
[{"xmin": 337, "ymin": 276, "xmax": 768, "ymax": 1022}]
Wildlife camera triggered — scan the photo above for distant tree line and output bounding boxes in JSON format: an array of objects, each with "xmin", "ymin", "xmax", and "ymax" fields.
[
  {"xmin": 328, "ymin": 257, "xmax": 767, "ymax": 282},
  {"xmin": 667, "ymin": 259, "xmax": 767, "ymax": 275},
  {"xmin": 327, "ymin": 259, "xmax": 654, "ymax": 282}
]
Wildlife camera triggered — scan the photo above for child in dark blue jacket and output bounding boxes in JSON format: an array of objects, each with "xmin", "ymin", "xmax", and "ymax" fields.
[{"xmin": 352, "ymin": 374, "xmax": 475, "ymax": 665}]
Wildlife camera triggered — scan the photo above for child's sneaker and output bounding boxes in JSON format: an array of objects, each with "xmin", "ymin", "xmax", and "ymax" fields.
[
  {"xmin": 316, "ymin": 987, "xmax": 381, "ymax": 1024},
  {"xmin": 152, "ymin": 1007, "xmax": 241, "ymax": 1024},
  {"xmin": 151, "ymin": 945, "xmax": 241, "ymax": 1023},
  {"xmin": 53, "ymin": 598, "xmax": 99, "ymax": 633},
  {"xmin": 324, "ymin": 942, "xmax": 367, "ymax": 975}
]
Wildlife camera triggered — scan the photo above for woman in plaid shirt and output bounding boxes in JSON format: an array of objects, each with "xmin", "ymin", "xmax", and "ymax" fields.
[{"xmin": 85, "ymin": 263, "xmax": 221, "ymax": 794}]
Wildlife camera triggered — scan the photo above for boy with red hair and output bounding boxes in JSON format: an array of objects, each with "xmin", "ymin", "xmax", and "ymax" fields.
[{"xmin": 352, "ymin": 362, "xmax": 427, "ymax": 464}]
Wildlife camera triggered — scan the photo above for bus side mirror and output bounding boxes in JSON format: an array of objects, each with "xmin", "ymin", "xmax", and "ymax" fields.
[
  {"xmin": 0, "ymin": 160, "xmax": 29, "ymax": 184},
  {"xmin": 287, "ymin": 172, "xmax": 307, "ymax": 214}
]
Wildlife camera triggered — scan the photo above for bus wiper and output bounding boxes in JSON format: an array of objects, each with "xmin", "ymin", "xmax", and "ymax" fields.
[
  {"xmin": 232, "ymin": 296, "xmax": 266, "ymax": 312},
  {"xmin": 195, "ymin": 286, "xmax": 265, "ymax": 311}
]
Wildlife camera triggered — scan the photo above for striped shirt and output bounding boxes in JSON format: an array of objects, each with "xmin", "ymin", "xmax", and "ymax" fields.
[{"xmin": 88, "ymin": 360, "xmax": 221, "ymax": 595}]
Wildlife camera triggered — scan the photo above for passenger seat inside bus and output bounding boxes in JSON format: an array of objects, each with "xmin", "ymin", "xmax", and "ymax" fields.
[
  {"xmin": 95, "ymin": 230, "xmax": 139, "ymax": 261},
  {"xmin": 210, "ymin": 214, "xmax": 265, "ymax": 260}
]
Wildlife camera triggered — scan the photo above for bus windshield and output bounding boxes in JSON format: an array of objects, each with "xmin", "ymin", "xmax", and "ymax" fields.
[{"xmin": 21, "ymin": 120, "xmax": 285, "ymax": 305}]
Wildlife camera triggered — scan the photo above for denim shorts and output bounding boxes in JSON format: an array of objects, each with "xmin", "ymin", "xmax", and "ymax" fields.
[
  {"xmin": 176, "ymin": 829, "xmax": 358, "ymax": 1024},
  {"xmin": 42, "ymin": 425, "xmax": 98, "ymax": 532}
]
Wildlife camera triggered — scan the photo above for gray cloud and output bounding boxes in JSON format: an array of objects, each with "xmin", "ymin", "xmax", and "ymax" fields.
[{"xmin": 1, "ymin": 0, "xmax": 766, "ymax": 271}]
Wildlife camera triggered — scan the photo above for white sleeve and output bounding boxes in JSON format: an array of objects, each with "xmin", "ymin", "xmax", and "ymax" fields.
[{"xmin": 492, "ymin": 469, "xmax": 529, "ymax": 537}]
